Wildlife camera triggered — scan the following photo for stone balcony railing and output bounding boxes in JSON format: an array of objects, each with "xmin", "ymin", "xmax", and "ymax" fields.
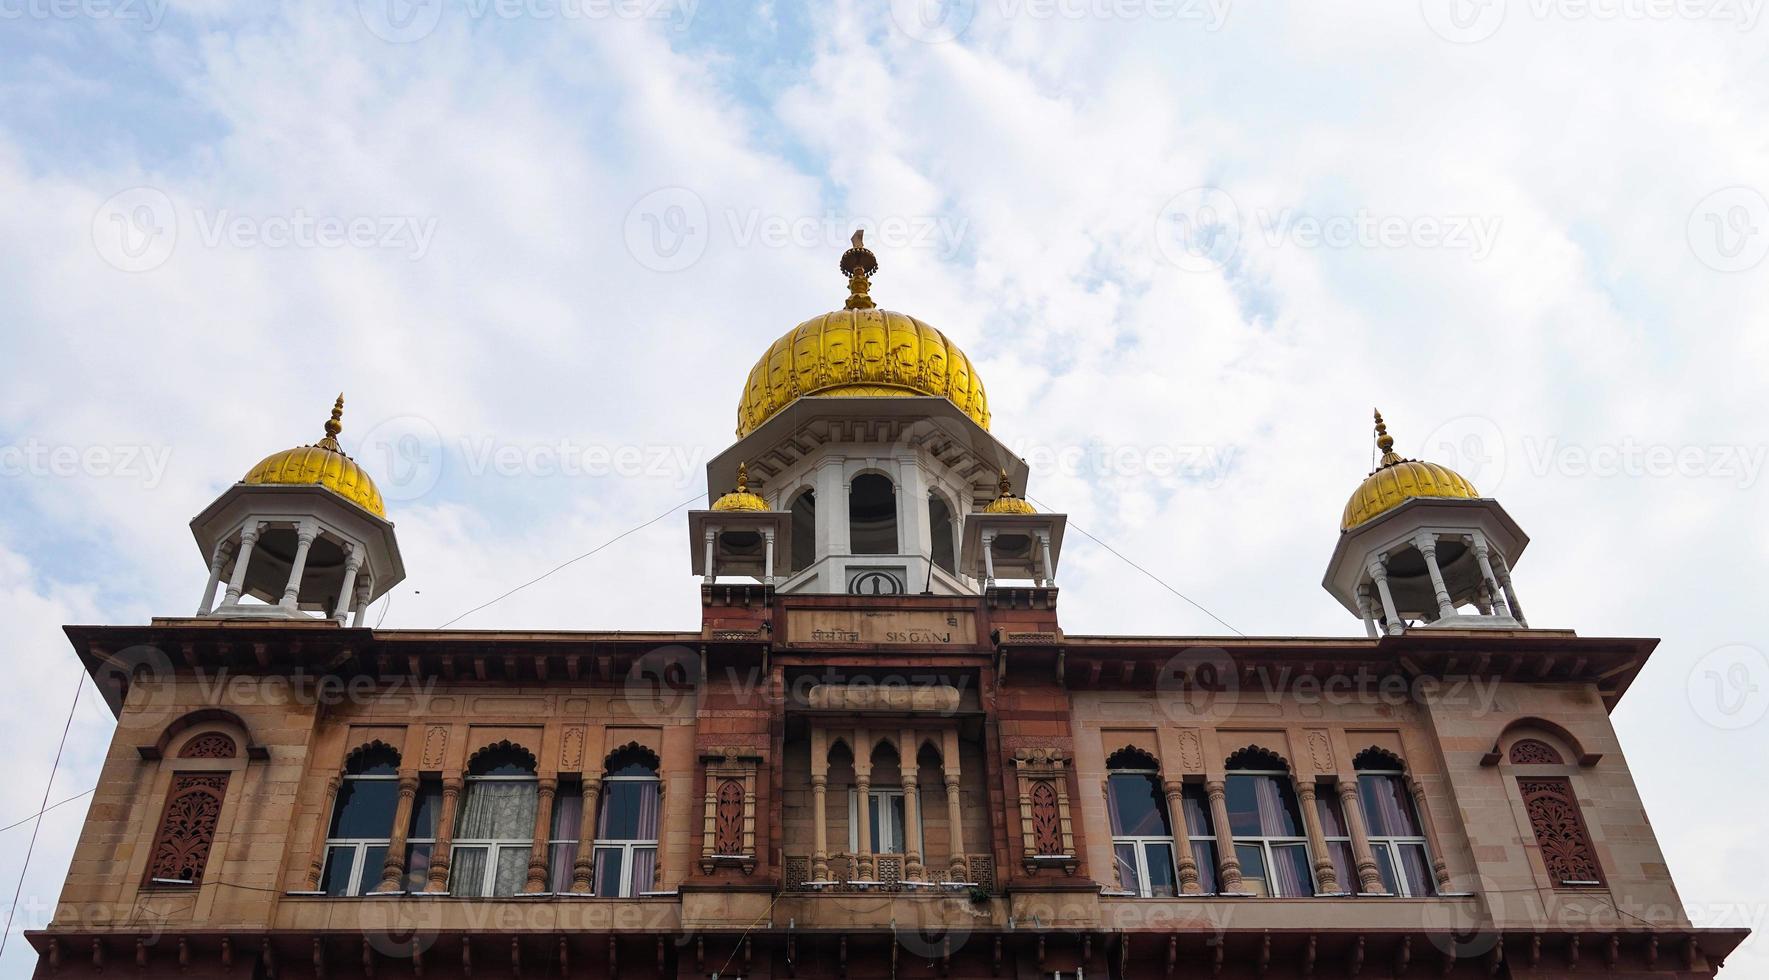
[{"xmin": 783, "ymin": 853, "xmax": 995, "ymax": 895}]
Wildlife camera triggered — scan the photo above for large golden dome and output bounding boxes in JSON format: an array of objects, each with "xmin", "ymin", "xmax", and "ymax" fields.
[
  {"xmin": 1341, "ymin": 410, "xmax": 1479, "ymax": 531},
  {"xmin": 734, "ymin": 232, "xmax": 990, "ymax": 437},
  {"xmin": 241, "ymin": 395, "xmax": 387, "ymax": 519}
]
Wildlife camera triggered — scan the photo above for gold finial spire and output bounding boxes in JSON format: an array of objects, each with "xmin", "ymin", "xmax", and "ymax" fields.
[
  {"xmin": 711, "ymin": 460, "xmax": 769, "ymax": 512},
  {"xmin": 998, "ymin": 468, "xmax": 1013, "ymax": 496},
  {"xmin": 840, "ymin": 228, "xmax": 878, "ymax": 311},
  {"xmin": 735, "ymin": 461, "xmax": 750, "ymax": 494},
  {"xmin": 1372, "ymin": 408, "xmax": 1403, "ymax": 468},
  {"xmin": 318, "ymin": 394, "xmax": 345, "ymax": 452},
  {"xmin": 984, "ymin": 468, "xmax": 1036, "ymax": 514}
]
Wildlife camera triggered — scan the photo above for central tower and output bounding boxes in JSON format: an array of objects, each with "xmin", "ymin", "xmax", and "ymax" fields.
[{"xmin": 687, "ymin": 232, "xmax": 1063, "ymax": 596}]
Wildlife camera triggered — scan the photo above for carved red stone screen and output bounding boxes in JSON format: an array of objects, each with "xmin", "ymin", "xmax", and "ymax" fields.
[
  {"xmin": 714, "ymin": 779, "xmax": 745, "ymax": 855},
  {"xmin": 1030, "ymin": 779, "xmax": 1063, "ymax": 855},
  {"xmin": 1518, "ymin": 777, "xmax": 1603, "ymax": 886},
  {"xmin": 145, "ymin": 773, "xmax": 230, "ymax": 885},
  {"xmin": 178, "ymin": 733, "xmax": 237, "ymax": 759},
  {"xmin": 1508, "ymin": 738, "xmax": 1564, "ymax": 765}
]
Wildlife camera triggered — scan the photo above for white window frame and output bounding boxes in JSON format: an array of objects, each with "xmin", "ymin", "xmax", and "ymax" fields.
[
  {"xmin": 322, "ymin": 769, "xmax": 398, "ymax": 897},
  {"xmin": 400, "ymin": 777, "xmax": 441, "ymax": 894},
  {"xmin": 1226, "ymin": 769, "xmax": 1316, "ymax": 898},
  {"xmin": 593, "ymin": 772, "xmax": 660, "ymax": 898},
  {"xmin": 546, "ymin": 781, "xmax": 582, "ymax": 893},
  {"xmin": 449, "ymin": 771, "xmax": 538, "ymax": 898},
  {"xmin": 1107, "ymin": 768, "xmax": 1178, "ymax": 898},
  {"xmin": 847, "ymin": 786, "xmax": 922, "ymax": 854},
  {"xmin": 1358, "ymin": 768, "xmax": 1435, "ymax": 897}
]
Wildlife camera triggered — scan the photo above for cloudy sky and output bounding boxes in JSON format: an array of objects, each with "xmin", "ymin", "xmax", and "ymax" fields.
[{"xmin": 2, "ymin": 0, "xmax": 1768, "ymax": 973}]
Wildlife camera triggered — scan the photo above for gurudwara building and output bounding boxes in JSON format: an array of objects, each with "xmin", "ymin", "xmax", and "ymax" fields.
[{"xmin": 29, "ymin": 236, "xmax": 1747, "ymax": 978}]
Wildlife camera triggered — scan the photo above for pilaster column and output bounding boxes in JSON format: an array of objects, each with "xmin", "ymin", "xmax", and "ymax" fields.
[
  {"xmin": 1366, "ymin": 557, "xmax": 1403, "ymax": 635},
  {"xmin": 702, "ymin": 529, "xmax": 717, "ymax": 584},
  {"xmin": 942, "ymin": 730, "xmax": 967, "ymax": 879},
  {"xmin": 1354, "ymin": 584, "xmax": 1379, "ymax": 638},
  {"xmin": 1163, "ymin": 780, "xmax": 1200, "ymax": 894},
  {"xmin": 810, "ymin": 774, "xmax": 830, "ymax": 881},
  {"xmin": 222, "ymin": 523, "xmax": 263, "ymax": 606},
  {"xmin": 376, "ymin": 772, "xmax": 420, "ymax": 892},
  {"xmin": 1337, "ymin": 780, "xmax": 1386, "ymax": 894},
  {"xmin": 1414, "ymin": 533, "xmax": 1457, "ymax": 620},
  {"xmin": 1295, "ymin": 780, "xmax": 1338, "ymax": 893},
  {"xmin": 1490, "ymin": 550, "xmax": 1527, "ymax": 627},
  {"xmin": 763, "ymin": 528, "xmax": 776, "ymax": 585},
  {"xmin": 818, "ymin": 459, "xmax": 850, "ymax": 557},
  {"xmin": 853, "ymin": 769, "xmax": 874, "ymax": 880},
  {"xmin": 980, "ymin": 530, "xmax": 997, "ymax": 586},
  {"xmin": 279, "ymin": 522, "xmax": 318, "ymax": 609},
  {"xmin": 1469, "ymin": 536, "xmax": 1512, "ymax": 618},
  {"xmin": 351, "ymin": 577, "xmax": 372, "ymax": 627},
  {"xmin": 425, "ymin": 776, "xmax": 464, "ymax": 893},
  {"xmin": 197, "ymin": 540, "xmax": 236, "ymax": 615},
  {"xmin": 333, "ymin": 547, "xmax": 362, "ymax": 624},
  {"xmin": 1038, "ymin": 530, "xmax": 1056, "ymax": 587},
  {"xmin": 1205, "ymin": 780, "xmax": 1242, "ymax": 891},
  {"xmin": 571, "ymin": 780, "xmax": 601, "ymax": 893},
  {"xmin": 525, "ymin": 776, "xmax": 558, "ymax": 892},
  {"xmin": 902, "ymin": 770, "xmax": 925, "ymax": 882},
  {"xmin": 1406, "ymin": 775, "xmax": 1453, "ymax": 891},
  {"xmin": 302, "ymin": 774, "xmax": 343, "ymax": 890}
]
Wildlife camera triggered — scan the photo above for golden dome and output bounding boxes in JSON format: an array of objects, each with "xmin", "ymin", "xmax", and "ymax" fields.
[
  {"xmin": 734, "ymin": 231, "xmax": 990, "ymax": 438},
  {"xmin": 711, "ymin": 462, "xmax": 769, "ymax": 512},
  {"xmin": 1341, "ymin": 410, "xmax": 1479, "ymax": 531},
  {"xmin": 983, "ymin": 470, "xmax": 1036, "ymax": 515},
  {"xmin": 241, "ymin": 395, "xmax": 387, "ymax": 519}
]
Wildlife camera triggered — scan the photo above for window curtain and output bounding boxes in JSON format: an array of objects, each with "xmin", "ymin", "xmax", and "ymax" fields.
[
  {"xmin": 1269, "ymin": 844, "xmax": 1312, "ymax": 897},
  {"xmin": 451, "ymin": 780, "xmax": 537, "ymax": 897},
  {"xmin": 628, "ymin": 847, "xmax": 657, "ymax": 895},
  {"xmin": 549, "ymin": 787, "xmax": 583, "ymax": 890},
  {"xmin": 1359, "ymin": 774, "xmax": 1419, "ymax": 837},
  {"xmin": 598, "ymin": 781, "xmax": 660, "ymax": 840},
  {"xmin": 1252, "ymin": 776, "xmax": 1298, "ymax": 836}
]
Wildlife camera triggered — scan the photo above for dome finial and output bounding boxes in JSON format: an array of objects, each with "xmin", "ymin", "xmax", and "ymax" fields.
[
  {"xmin": 735, "ymin": 461, "xmax": 750, "ymax": 494},
  {"xmin": 1372, "ymin": 407, "xmax": 1402, "ymax": 468},
  {"xmin": 318, "ymin": 394, "xmax": 345, "ymax": 451},
  {"xmin": 984, "ymin": 468, "xmax": 1036, "ymax": 514},
  {"xmin": 840, "ymin": 228, "xmax": 878, "ymax": 311},
  {"xmin": 711, "ymin": 461, "xmax": 769, "ymax": 512}
]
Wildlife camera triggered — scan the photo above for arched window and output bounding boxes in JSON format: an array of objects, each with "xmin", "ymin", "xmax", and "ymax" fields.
[
  {"xmin": 1353, "ymin": 748, "xmax": 1435, "ymax": 897},
  {"xmin": 1105, "ymin": 748, "xmax": 1176, "ymax": 897},
  {"xmin": 594, "ymin": 746, "xmax": 660, "ymax": 897},
  {"xmin": 321, "ymin": 745, "xmax": 401, "ymax": 897},
  {"xmin": 849, "ymin": 742, "xmax": 919, "ymax": 858},
  {"xmin": 144, "ymin": 773, "xmax": 230, "ymax": 887},
  {"xmin": 849, "ymin": 474, "xmax": 898, "ymax": 555},
  {"xmin": 1501, "ymin": 735, "xmax": 1603, "ymax": 888},
  {"xmin": 927, "ymin": 492, "xmax": 956, "ymax": 574},
  {"xmin": 450, "ymin": 744, "xmax": 538, "ymax": 897},
  {"xmin": 1225, "ymin": 748, "xmax": 1314, "ymax": 897},
  {"xmin": 789, "ymin": 490, "xmax": 817, "ymax": 572}
]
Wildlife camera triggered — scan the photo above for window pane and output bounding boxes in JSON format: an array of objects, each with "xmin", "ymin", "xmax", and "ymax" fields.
[
  {"xmin": 1234, "ymin": 844, "xmax": 1268, "ymax": 897},
  {"xmin": 1269, "ymin": 843, "xmax": 1315, "ymax": 898},
  {"xmin": 1325, "ymin": 840, "xmax": 1356, "ymax": 893},
  {"xmin": 1358, "ymin": 774, "xmax": 1420, "ymax": 837},
  {"xmin": 867, "ymin": 794, "xmax": 883, "ymax": 854},
  {"xmin": 1144, "ymin": 842, "xmax": 1178, "ymax": 897},
  {"xmin": 329, "ymin": 779, "xmax": 399, "ymax": 839},
  {"xmin": 1398, "ymin": 843, "xmax": 1435, "ymax": 897},
  {"xmin": 1181, "ymin": 783, "xmax": 1214, "ymax": 838},
  {"xmin": 1107, "ymin": 774, "xmax": 1171, "ymax": 837},
  {"xmin": 1112, "ymin": 843, "xmax": 1142, "ymax": 893},
  {"xmin": 551, "ymin": 783, "xmax": 583, "ymax": 840},
  {"xmin": 457, "ymin": 780, "xmax": 537, "ymax": 839},
  {"xmin": 1227, "ymin": 774, "xmax": 1303, "ymax": 837},
  {"xmin": 1371, "ymin": 845, "xmax": 1398, "ymax": 895},
  {"xmin": 599, "ymin": 781, "xmax": 659, "ymax": 841},
  {"xmin": 493, "ymin": 846, "xmax": 529, "ymax": 896},
  {"xmin": 449, "ymin": 845, "xmax": 489, "ymax": 897},
  {"xmin": 1224, "ymin": 776, "xmax": 1262, "ymax": 837},
  {"xmin": 408, "ymin": 780, "xmax": 442, "ymax": 840},
  {"xmin": 319, "ymin": 846, "xmax": 356, "ymax": 897},
  {"xmin": 593, "ymin": 847, "xmax": 624, "ymax": 897},
  {"xmin": 1190, "ymin": 840, "xmax": 1219, "ymax": 894},
  {"xmin": 360, "ymin": 845, "xmax": 389, "ymax": 892},
  {"xmin": 629, "ymin": 846, "xmax": 657, "ymax": 895},
  {"xmin": 403, "ymin": 843, "xmax": 433, "ymax": 892},
  {"xmin": 1315, "ymin": 788, "xmax": 1349, "ymax": 838},
  {"xmin": 887, "ymin": 795, "xmax": 907, "ymax": 855},
  {"xmin": 549, "ymin": 842, "xmax": 579, "ymax": 892}
]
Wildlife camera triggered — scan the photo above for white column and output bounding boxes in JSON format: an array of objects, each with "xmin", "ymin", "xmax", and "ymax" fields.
[
  {"xmin": 350, "ymin": 576, "xmax": 373, "ymax": 627},
  {"xmin": 702, "ymin": 529, "xmax": 717, "ymax": 584},
  {"xmin": 333, "ymin": 547, "xmax": 362, "ymax": 623},
  {"xmin": 980, "ymin": 530, "xmax": 997, "ymax": 586},
  {"xmin": 1469, "ymin": 534, "xmax": 1512, "ymax": 619},
  {"xmin": 222, "ymin": 523, "xmax": 264, "ymax": 606},
  {"xmin": 1355, "ymin": 584, "xmax": 1379, "ymax": 638},
  {"xmin": 279, "ymin": 522, "xmax": 318, "ymax": 609},
  {"xmin": 197, "ymin": 540, "xmax": 236, "ymax": 615},
  {"xmin": 1037, "ymin": 530, "xmax": 1055, "ymax": 587},
  {"xmin": 897, "ymin": 455, "xmax": 930, "ymax": 557},
  {"xmin": 818, "ymin": 458, "xmax": 850, "ymax": 557},
  {"xmin": 763, "ymin": 528, "xmax": 776, "ymax": 585},
  {"xmin": 1366, "ymin": 556, "xmax": 1402, "ymax": 635},
  {"xmin": 1490, "ymin": 551, "xmax": 1527, "ymax": 627},
  {"xmin": 1414, "ymin": 532, "xmax": 1457, "ymax": 621}
]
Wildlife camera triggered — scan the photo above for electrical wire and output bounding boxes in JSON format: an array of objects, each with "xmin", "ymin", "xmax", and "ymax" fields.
[
  {"xmin": 1, "ymin": 665, "xmax": 84, "ymax": 959},
  {"xmin": 0, "ymin": 789, "xmax": 94, "ymax": 835}
]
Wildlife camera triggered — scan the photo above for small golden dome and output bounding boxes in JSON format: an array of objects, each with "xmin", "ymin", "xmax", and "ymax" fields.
[
  {"xmin": 1340, "ymin": 409, "xmax": 1479, "ymax": 531},
  {"xmin": 711, "ymin": 462, "xmax": 769, "ymax": 513},
  {"xmin": 734, "ymin": 231, "xmax": 990, "ymax": 437},
  {"xmin": 983, "ymin": 470, "xmax": 1036, "ymax": 515},
  {"xmin": 241, "ymin": 395, "xmax": 387, "ymax": 519}
]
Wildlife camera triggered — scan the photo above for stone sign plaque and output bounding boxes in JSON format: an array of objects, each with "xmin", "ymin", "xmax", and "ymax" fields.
[{"xmin": 786, "ymin": 608, "xmax": 979, "ymax": 647}]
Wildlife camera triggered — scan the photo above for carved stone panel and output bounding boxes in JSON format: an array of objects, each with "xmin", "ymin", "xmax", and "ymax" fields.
[
  {"xmin": 1012, "ymin": 748, "xmax": 1077, "ymax": 876},
  {"xmin": 1518, "ymin": 777, "xmax": 1603, "ymax": 886},
  {"xmin": 144, "ymin": 773, "xmax": 230, "ymax": 886}
]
